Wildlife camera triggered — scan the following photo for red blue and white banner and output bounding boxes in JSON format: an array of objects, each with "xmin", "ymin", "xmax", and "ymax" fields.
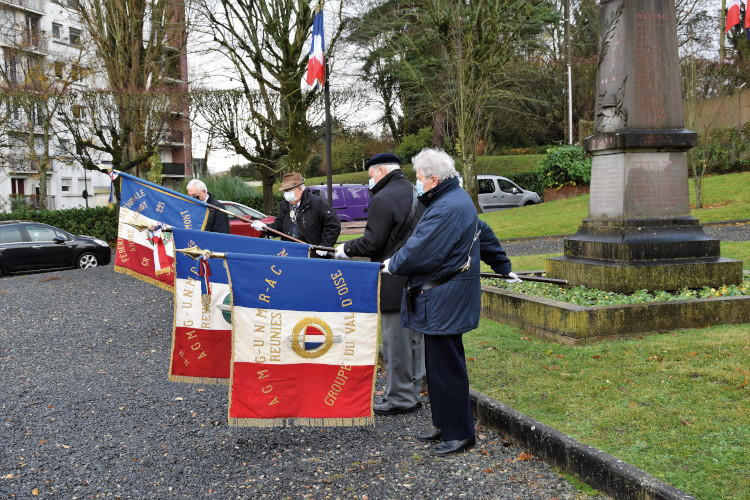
[
  {"xmin": 225, "ymin": 254, "xmax": 380, "ymax": 427},
  {"xmin": 113, "ymin": 172, "xmax": 209, "ymax": 290},
  {"xmin": 306, "ymin": 10, "xmax": 325, "ymax": 87},
  {"xmin": 169, "ymin": 228, "xmax": 310, "ymax": 384}
]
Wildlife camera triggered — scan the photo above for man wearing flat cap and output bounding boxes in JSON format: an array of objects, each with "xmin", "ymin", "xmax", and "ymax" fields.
[
  {"xmin": 252, "ymin": 173, "xmax": 340, "ymax": 255},
  {"xmin": 335, "ymin": 152, "xmax": 425, "ymax": 415}
]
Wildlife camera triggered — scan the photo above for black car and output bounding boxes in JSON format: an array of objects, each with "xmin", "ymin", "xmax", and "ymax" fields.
[{"xmin": 0, "ymin": 220, "xmax": 111, "ymax": 277}]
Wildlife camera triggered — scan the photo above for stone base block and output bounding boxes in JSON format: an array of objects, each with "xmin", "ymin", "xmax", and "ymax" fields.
[
  {"xmin": 547, "ymin": 256, "xmax": 742, "ymax": 293},
  {"xmin": 481, "ymin": 286, "xmax": 750, "ymax": 345}
]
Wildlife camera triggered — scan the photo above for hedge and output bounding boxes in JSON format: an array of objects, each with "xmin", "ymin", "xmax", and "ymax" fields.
[{"xmin": 0, "ymin": 206, "xmax": 118, "ymax": 243}]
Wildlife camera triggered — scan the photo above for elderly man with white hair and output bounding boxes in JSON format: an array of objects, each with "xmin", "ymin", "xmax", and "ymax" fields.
[
  {"xmin": 186, "ymin": 179, "xmax": 229, "ymax": 233},
  {"xmin": 335, "ymin": 152, "xmax": 425, "ymax": 416},
  {"xmin": 383, "ymin": 148, "xmax": 481, "ymax": 456}
]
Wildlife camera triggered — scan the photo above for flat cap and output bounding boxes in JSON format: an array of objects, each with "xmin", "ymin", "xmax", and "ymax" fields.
[{"xmin": 365, "ymin": 153, "xmax": 402, "ymax": 168}]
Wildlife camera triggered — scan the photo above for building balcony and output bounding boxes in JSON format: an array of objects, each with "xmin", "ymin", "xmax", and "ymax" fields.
[
  {"xmin": 161, "ymin": 162, "xmax": 185, "ymax": 176},
  {"xmin": 160, "ymin": 131, "xmax": 184, "ymax": 146},
  {"xmin": 0, "ymin": 0, "xmax": 45, "ymax": 15}
]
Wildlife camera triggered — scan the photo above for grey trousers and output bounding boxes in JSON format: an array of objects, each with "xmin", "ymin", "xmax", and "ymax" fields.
[{"xmin": 381, "ymin": 311, "xmax": 425, "ymax": 407}]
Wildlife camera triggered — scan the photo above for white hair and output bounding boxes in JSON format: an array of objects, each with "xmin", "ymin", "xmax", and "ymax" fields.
[
  {"xmin": 187, "ymin": 179, "xmax": 207, "ymax": 192},
  {"xmin": 411, "ymin": 149, "xmax": 458, "ymax": 182},
  {"xmin": 368, "ymin": 163, "xmax": 400, "ymax": 174}
]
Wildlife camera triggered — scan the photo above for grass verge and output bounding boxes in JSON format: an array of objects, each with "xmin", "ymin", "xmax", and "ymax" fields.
[
  {"xmin": 482, "ymin": 172, "xmax": 750, "ymax": 239},
  {"xmin": 465, "ymin": 320, "xmax": 750, "ymax": 500}
]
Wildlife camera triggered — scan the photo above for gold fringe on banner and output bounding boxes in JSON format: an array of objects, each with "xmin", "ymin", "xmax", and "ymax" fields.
[
  {"xmin": 168, "ymin": 374, "xmax": 229, "ymax": 385},
  {"xmin": 115, "ymin": 266, "xmax": 174, "ymax": 292},
  {"xmin": 228, "ymin": 416, "xmax": 375, "ymax": 428}
]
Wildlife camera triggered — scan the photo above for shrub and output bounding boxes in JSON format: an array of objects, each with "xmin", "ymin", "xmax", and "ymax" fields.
[
  {"xmin": 506, "ymin": 170, "xmax": 545, "ymax": 198},
  {"xmin": 395, "ymin": 127, "xmax": 433, "ymax": 162},
  {"xmin": 235, "ymin": 193, "xmax": 283, "ymax": 216},
  {"xmin": 178, "ymin": 175, "xmax": 258, "ymax": 200},
  {"xmin": 535, "ymin": 145, "xmax": 591, "ymax": 189},
  {"xmin": 0, "ymin": 206, "xmax": 118, "ymax": 242}
]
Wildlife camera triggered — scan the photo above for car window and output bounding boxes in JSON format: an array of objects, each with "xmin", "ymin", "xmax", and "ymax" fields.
[
  {"xmin": 223, "ymin": 204, "xmax": 244, "ymax": 217},
  {"xmin": 330, "ymin": 189, "xmax": 344, "ymax": 208},
  {"xmin": 27, "ymin": 225, "xmax": 58, "ymax": 242},
  {"xmin": 53, "ymin": 228, "xmax": 71, "ymax": 240},
  {"xmin": 478, "ymin": 179, "xmax": 496, "ymax": 194},
  {"xmin": 497, "ymin": 179, "xmax": 517, "ymax": 194},
  {"xmin": 0, "ymin": 226, "xmax": 24, "ymax": 244},
  {"xmin": 348, "ymin": 187, "xmax": 368, "ymax": 202}
]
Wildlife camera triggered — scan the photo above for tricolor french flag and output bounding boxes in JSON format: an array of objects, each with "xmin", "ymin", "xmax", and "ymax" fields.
[
  {"xmin": 306, "ymin": 10, "xmax": 325, "ymax": 87},
  {"xmin": 727, "ymin": 0, "xmax": 741, "ymax": 32}
]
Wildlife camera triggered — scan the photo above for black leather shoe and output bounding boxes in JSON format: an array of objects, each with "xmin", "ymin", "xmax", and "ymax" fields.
[
  {"xmin": 431, "ymin": 437, "xmax": 476, "ymax": 456},
  {"xmin": 417, "ymin": 427, "xmax": 442, "ymax": 441},
  {"xmin": 373, "ymin": 401, "xmax": 422, "ymax": 415}
]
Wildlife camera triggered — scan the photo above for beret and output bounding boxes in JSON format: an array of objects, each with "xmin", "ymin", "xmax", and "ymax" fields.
[{"xmin": 365, "ymin": 153, "xmax": 402, "ymax": 168}]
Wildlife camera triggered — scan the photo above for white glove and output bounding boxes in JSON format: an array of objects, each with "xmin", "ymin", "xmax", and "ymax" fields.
[
  {"xmin": 504, "ymin": 271, "xmax": 522, "ymax": 284},
  {"xmin": 315, "ymin": 249, "xmax": 328, "ymax": 257},
  {"xmin": 334, "ymin": 243, "xmax": 350, "ymax": 260},
  {"xmin": 381, "ymin": 258, "xmax": 391, "ymax": 275},
  {"xmin": 251, "ymin": 221, "xmax": 266, "ymax": 231}
]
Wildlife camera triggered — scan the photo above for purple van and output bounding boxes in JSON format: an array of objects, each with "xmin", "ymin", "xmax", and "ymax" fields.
[{"xmin": 307, "ymin": 184, "xmax": 371, "ymax": 222}]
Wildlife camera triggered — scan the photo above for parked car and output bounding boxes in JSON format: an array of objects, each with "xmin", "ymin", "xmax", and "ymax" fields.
[
  {"xmin": 307, "ymin": 184, "xmax": 371, "ymax": 222},
  {"xmin": 476, "ymin": 174, "xmax": 541, "ymax": 212},
  {"xmin": 220, "ymin": 201, "xmax": 275, "ymax": 238},
  {"xmin": 0, "ymin": 220, "xmax": 111, "ymax": 277}
]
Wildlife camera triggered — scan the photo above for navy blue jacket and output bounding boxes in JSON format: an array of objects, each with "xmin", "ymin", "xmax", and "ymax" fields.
[
  {"xmin": 389, "ymin": 177, "xmax": 481, "ymax": 336},
  {"xmin": 478, "ymin": 219, "xmax": 512, "ymax": 275}
]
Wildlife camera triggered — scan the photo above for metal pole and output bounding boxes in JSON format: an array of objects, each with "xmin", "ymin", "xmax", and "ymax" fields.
[
  {"xmin": 566, "ymin": 0, "xmax": 573, "ymax": 144},
  {"xmin": 324, "ymin": 59, "xmax": 333, "ymax": 207},
  {"xmin": 720, "ymin": 0, "xmax": 726, "ymax": 64}
]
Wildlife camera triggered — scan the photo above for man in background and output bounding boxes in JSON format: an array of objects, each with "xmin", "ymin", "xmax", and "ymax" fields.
[
  {"xmin": 335, "ymin": 153, "xmax": 424, "ymax": 415},
  {"xmin": 253, "ymin": 173, "xmax": 340, "ymax": 255},
  {"xmin": 186, "ymin": 179, "xmax": 230, "ymax": 233}
]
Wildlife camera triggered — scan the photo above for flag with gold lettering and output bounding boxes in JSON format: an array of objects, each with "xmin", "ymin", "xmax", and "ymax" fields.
[
  {"xmin": 113, "ymin": 172, "xmax": 209, "ymax": 291},
  {"xmin": 225, "ymin": 254, "xmax": 380, "ymax": 427},
  {"xmin": 169, "ymin": 228, "xmax": 310, "ymax": 384}
]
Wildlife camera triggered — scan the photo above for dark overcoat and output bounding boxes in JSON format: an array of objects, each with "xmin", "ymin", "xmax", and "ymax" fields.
[
  {"xmin": 267, "ymin": 189, "xmax": 341, "ymax": 247},
  {"xmin": 343, "ymin": 169, "xmax": 422, "ymax": 311},
  {"xmin": 204, "ymin": 193, "xmax": 230, "ymax": 233}
]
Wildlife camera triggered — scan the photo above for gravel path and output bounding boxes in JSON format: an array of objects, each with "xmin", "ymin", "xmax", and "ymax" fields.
[
  {"xmin": 1, "ymin": 267, "xmax": 607, "ymax": 499},
  {"xmin": 502, "ymin": 221, "xmax": 750, "ymax": 257}
]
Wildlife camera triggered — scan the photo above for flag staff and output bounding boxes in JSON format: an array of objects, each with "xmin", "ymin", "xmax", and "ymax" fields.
[{"xmin": 324, "ymin": 56, "xmax": 333, "ymax": 208}]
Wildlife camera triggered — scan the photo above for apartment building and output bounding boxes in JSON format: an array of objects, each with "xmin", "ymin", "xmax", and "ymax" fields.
[{"xmin": 0, "ymin": 0, "xmax": 192, "ymax": 212}]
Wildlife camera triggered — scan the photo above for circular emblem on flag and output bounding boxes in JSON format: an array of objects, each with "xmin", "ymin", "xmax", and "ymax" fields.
[
  {"xmin": 216, "ymin": 292, "xmax": 232, "ymax": 325},
  {"xmin": 291, "ymin": 317, "xmax": 333, "ymax": 358}
]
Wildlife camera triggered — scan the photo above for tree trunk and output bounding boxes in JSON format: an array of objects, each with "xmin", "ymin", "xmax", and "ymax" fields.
[
  {"xmin": 261, "ymin": 168, "xmax": 276, "ymax": 215},
  {"xmin": 432, "ymin": 110, "xmax": 446, "ymax": 149},
  {"xmin": 461, "ymin": 148, "xmax": 480, "ymax": 212}
]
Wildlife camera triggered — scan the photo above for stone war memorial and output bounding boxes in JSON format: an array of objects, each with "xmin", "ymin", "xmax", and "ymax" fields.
[{"xmin": 482, "ymin": 0, "xmax": 749, "ymax": 343}]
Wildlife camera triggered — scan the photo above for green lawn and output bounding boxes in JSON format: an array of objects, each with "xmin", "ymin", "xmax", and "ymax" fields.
[
  {"xmin": 482, "ymin": 171, "xmax": 750, "ymax": 240},
  {"xmin": 465, "ymin": 321, "xmax": 750, "ymax": 500}
]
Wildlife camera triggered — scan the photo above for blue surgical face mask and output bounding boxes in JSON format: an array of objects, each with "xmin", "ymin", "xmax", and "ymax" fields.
[
  {"xmin": 368, "ymin": 177, "xmax": 376, "ymax": 189},
  {"xmin": 415, "ymin": 179, "xmax": 424, "ymax": 196}
]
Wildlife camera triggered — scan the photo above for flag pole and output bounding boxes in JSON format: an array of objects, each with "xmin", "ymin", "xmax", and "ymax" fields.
[{"xmin": 324, "ymin": 49, "xmax": 333, "ymax": 208}]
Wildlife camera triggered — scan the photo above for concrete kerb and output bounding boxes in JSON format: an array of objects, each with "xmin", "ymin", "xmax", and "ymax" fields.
[{"xmin": 469, "ymin": 388, "xmax": 697, "ymax": 500}]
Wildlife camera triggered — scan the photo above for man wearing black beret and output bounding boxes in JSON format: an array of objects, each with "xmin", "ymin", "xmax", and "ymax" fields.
[{"xmin": 335, "ymin": 152, "xmax": 425, "ymax": 415}]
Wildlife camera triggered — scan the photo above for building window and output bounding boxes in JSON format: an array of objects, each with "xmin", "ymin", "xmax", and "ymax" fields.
[
  {"xmin": 77, "ymin": 178, "xmax": 89, "ymax": 194},
  {"xmin": 69, "ymin": 28, "xmax": 81, "ymax": 46},
  {"xmin": 66, "ymin": 0, "xmax": 79, "ymax": 8},
  {"xmin": 72, "ymin": 105, "xmax": 85, "ymax": 119},
  {"xmin": 58, "ymin": 138, "xmax": 68, "ymax": 155},
  {"xmin": 52, "ymin": 23, "xmax": 61, "ymax": 40},
  {"xmin": 61, "ymin": 178, "xmax": 71, "ymax": 192},
  {"xmin": 4, "ymin": 53, "xmax": 17, "ymax": 83},
  {"xmin": 53, "ymin": 61, "xmax": 64, "ymax": 78}
]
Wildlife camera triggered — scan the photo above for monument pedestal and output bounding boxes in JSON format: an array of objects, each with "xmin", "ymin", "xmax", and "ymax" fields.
[{"xmin": 546, "ymin": 148, "xmax": 743, "ymax": 293}]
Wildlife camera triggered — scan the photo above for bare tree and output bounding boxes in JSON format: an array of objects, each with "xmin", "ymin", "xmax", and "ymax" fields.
[
  {"xmin": 196, "ymin": 0, "xmax": 345, "ymax": 179},
  {"xmin": 70, "ymin": 0, "xmax": 186, "ymax": 174}
]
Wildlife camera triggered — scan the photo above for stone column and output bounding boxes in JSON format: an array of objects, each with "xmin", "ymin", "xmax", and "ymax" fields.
[{"xmin": 546, "ymin": 0, "xmax": 742, "ymax": 293}]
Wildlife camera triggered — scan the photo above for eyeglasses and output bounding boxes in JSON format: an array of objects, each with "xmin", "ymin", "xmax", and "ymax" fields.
[{"xmin": 190, "ymin": 194, "xmax": 200, "ymax": 199}]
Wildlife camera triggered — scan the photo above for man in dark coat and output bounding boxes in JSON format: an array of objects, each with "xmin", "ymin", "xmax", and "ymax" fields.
[
  {"xmin": 186, "ymin": 179, "xmax": 230, "ymax": 233},
  {"xmin": 384, "ymin": 148, "xmax": 481, "ymax": 456},
  {"xmin": 253, "ymin": 173, "xmax": 340, "ymax": 254},
  {"xmin": 335, "ymin": 153, "xmax": 425, "ymax": 415}
]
